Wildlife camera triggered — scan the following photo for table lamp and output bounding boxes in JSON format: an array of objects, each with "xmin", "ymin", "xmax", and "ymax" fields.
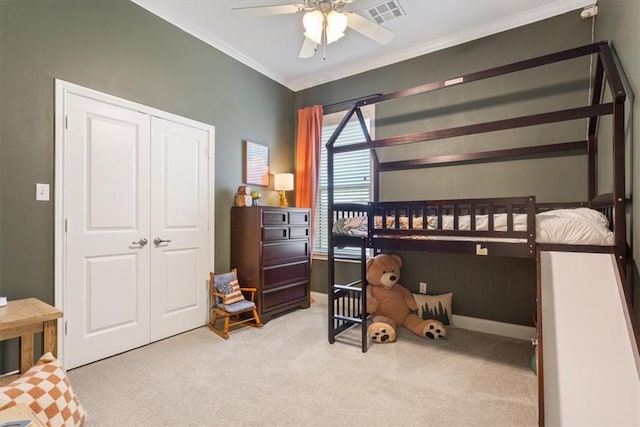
[{"xmin": 274, "ymin": 173, "xmax": 294, "ymax": 207}]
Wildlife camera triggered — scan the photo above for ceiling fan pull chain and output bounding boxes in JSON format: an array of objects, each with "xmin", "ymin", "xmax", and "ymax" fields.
[{"xmin": 322, "ymin": 23, "xmax": 327, "ymax": 60}]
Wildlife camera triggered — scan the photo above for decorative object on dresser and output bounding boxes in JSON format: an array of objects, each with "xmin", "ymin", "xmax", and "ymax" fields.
[
  {"xmin": 231, "ymin": 206, "xmax": 311, "ymax": 323},
  {"xmin": 250, "ymin": 190, "xmax": 262, "ymax": 205},
  {"xmin": 273, "ymin": 173, "xmax": 294, "ymax": 207},
  {"xmin": 235, "ymin": 185, "xmax": 253, "ymax": 207}
]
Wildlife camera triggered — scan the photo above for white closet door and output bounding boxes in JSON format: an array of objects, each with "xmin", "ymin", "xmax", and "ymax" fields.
[
  {"xmin": 62, "ymin": 86, "xmax": 212, "ymax": 370},
  {"xmin": 149, "ymin": 117, "xmax": 209, "ymax": 341},
  {"xmin": 65, "ymin": 93, "xmax": 151, "ymax": 369}
]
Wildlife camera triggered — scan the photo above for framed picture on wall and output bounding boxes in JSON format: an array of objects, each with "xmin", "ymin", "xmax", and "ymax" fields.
[{"xmin": 244, "ymin": 140, "xmax": 269, "ymax": 186}]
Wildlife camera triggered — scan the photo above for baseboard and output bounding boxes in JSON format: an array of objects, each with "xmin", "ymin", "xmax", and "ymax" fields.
[
  {"xmin": 0, "ymin": 371, "xmax": 20, "ymax": 386},
  {"xmin": 312, "ymin": 291, "xmax": 535, "ymax": 341},
  {"xmin": 310, "ymin": 291, "xmax": 328, "ymax": 305},
  {"xmin": 452, "ymin": 314, "xmax": 536, "ymax": 341}
]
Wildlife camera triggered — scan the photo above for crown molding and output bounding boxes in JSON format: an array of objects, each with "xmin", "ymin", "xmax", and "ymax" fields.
[
  {"xmin": 133, "ymin": 0, "xmax": 595, "ymax": 92},
  {"xmin": 286, "ymin": 0, "xmax": 596, "ymax": 90},
  {"xmin": 131, "ymin": 0, "xmax": 290, "ymax": 88}
]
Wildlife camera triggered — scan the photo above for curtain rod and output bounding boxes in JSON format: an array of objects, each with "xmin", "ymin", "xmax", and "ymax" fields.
[{"xmin": 322, "ymin": 93, "xmax": 382, "ymax": 110}]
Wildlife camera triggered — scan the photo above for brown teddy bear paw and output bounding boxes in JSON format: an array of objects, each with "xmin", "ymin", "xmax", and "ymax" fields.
[
  {"xmin": 368, "ymin": 322, "xmax": 397, "ymax": 343},
  {"xmin": 423, "ymin": 320, "xmax": 447, "ymax": 339}
]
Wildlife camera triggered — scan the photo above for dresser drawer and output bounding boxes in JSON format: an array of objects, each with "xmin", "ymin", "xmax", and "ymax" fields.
[
  {"xmin": 289, "ymin": 211, "xmax": 310, "ymax": 225},
  {"xmin": 261, "ymin": 281, "xmax": 308, "ymax": 311},
  {"xmin": 288, "ymin": 226, "xmax": 309, "ymax": 240},
  {"xmin": 262, "ymin": 241, "xmax": 309, "ymax": 266},
  {"xmin": 263, "ymin": 227, "xmax": 289, "ymax": 242},
  {"xmin": 263, "ymin": 226, "xmax": 308, "ymax": 241},
  {"xmin": 262, "ymin": 261, "xmax": 309, "ymax": 290},
  {"xmin": 262, "ymin": 210, "xmax": 288, "ymax": 226}
]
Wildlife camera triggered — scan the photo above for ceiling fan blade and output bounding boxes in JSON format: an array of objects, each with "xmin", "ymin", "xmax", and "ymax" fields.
[
  {"xmin": 346, "ymin": 12, "xmax": 395, "ymax": 45},
  {"xmin": 298, "ymin": 37, "xmax": 318, "ymax": 59},
  {"xmin": 232, "ymin": 3, "xmax": 305, "ymax": 16}
]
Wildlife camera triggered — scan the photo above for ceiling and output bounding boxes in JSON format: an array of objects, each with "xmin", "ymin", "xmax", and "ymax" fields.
[{"xmin": 132, "ymin": 0, "xmax": 594, "ymax": 91}]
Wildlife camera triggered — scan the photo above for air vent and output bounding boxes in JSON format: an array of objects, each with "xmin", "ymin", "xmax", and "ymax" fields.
[{"xmin": 366, "ymin": 0, "xmax": 406, "ymax": 25}]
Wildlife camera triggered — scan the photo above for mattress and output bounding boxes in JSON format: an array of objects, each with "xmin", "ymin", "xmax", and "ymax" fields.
[{"xmin": 332, "ymin": 207, "xmax": 614, "ymax": 246}]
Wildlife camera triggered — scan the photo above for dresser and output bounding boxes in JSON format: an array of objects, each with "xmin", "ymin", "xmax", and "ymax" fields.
[{"xmin": 230, "ymin": 206, "xmax": 311, "ymax": 322}]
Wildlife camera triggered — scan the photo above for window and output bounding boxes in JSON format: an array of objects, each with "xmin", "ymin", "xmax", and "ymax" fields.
[{"xmin": 314, "ymin": 106, "xmax": 374, "ymax": 256}]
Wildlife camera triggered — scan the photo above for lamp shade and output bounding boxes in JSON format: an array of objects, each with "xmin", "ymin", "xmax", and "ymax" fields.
[
  {"xmin": 326, "ymin": 10, "xmax": 347, "ymax": 44},
  {"xmin": 303, "ymin": 10, "xmax": 324, "ymax": 44},
  {"xmin": 274, "ymin": 173, "xmax": 294, "ymax": 191}
]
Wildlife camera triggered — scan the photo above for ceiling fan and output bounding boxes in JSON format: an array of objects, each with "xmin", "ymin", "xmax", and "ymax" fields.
[{"xmin": 232, "ymin": 0, "xmax": 395, "ymax": 59}]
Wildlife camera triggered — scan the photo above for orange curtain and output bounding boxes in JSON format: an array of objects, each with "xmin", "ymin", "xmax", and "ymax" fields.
[{"xmin": 295, "ymin": 105, "xmax": 323, "ymax": 246}]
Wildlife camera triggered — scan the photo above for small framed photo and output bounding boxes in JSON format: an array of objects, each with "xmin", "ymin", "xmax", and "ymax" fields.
[{"xmin": 244, "ymin": 141, "xmax": 269, "ymax": 186}]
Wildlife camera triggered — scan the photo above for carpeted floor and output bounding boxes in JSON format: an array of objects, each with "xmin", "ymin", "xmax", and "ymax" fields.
[{"xmin": 67, "ymin": 293, "xmax": 537, "ymax": 426}]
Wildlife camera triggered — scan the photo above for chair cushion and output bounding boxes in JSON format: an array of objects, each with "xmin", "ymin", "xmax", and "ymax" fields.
[
  {"xmin": 224, "ymin": 299, "xmax": 256, "ymax": 313},
  {"xmin": 0, "ymin": 352, "xmax": 87, "ymax": 427},
  {"xmin": 213, "ymin": 270, "xmax": 246, "ymax": 304}
]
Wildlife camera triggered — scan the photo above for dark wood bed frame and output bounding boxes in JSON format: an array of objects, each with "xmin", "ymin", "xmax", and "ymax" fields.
[{"xmin": 324, "ymin": 41, "xmax": 635, "ymax": 426}]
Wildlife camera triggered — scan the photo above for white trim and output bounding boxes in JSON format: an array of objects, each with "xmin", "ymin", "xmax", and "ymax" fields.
[
  {"xmin": 208, "ymin": 121, "xmax": 216, "ymax": 311},
  {"xmin": 451, "ymin": 314, "xmax": 536, "ymax": 341},
  {"xmin": 288, "ymin": 0, "xmax": 595, "ymax": 90},
  {"xmin": 310, "ymin": 292, "xmax": 535, "ymax": 341},
  {"xmin": 54, "ymin": 81, "xmax": 66, "ymax": 360},
  {"xmin": 310, "ymin": 291, "xmax": 328, "ymax": 305},
  {"xmin": 55, "ymin": 80, "xmax": 215, "ymax": 130},
  {"xmin": 130, "ymin": 0, "xmax": 287, "ymax": 87},
  {"xmin": 133, "ymin": 0, "xmax": 594, "ymax": 91},
  {"xmin": 54, "ymin": 79, "xmax": 215, "ymax": 367}
]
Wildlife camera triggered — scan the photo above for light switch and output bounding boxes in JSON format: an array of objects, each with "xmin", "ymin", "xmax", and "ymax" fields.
[{"xmin": 36, "ymin": 183, "xmax": 50, "ymax": 201}]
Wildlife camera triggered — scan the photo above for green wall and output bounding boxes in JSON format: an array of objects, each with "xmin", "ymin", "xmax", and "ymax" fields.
[
  {"xmin": 301, "ymin": 12, "xmax": 596, "ymax": 327},
  {"xmin": 0, "ymin": 0, "xmax": 294, "ymax": 372},
  {"xmin": 595, "ymin": 0, "xmax": 640, "ymax": 320},
  {"xmin": 1, "ymin": 0, "xmax": 636, "ymax": 370}
]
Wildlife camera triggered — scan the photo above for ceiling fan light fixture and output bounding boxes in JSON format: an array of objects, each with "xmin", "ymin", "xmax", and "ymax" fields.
[
  {"xmin": 303, "ymin": 30, "xmax": 323, "ymax": 44},
  {"xmin": 325, "ymin": 30, "xmax": 345, "ymax": 44},
  {"xmin": 303, "ymin": 10, "xmax": 324, "ymax": 44},
  {"xmin": 325, "ymin": 10, "xmax": 347, "ymax": 44}
]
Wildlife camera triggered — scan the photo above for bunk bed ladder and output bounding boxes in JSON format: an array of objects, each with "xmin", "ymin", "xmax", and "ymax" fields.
[
  {"xmin": 327, "ymin": 102, "xmax": 372, "ymax": 352},
  {"xmin": 328, "ymin": 239, "xmax": 369, "ymax": 352}
]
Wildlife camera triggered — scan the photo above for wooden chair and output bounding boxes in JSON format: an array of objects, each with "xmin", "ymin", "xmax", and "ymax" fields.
[{"xmin": 209, "ymin": 270, "xmax": 263, "ymax": 339}]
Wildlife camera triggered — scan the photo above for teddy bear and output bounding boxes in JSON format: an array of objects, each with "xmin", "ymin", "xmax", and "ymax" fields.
[{"xmin": 366, "ymin": 253, "xmax": 446, "ymax": 343}]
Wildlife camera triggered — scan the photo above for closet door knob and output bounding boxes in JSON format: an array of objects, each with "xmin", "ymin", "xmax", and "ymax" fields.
[
  {"xmin": 132, "ymin": 238, "xmax": 148, "ymax": 247},
  {"xmin": 153, "ymin": 237, "xmax": 172, "ymax": 245}
]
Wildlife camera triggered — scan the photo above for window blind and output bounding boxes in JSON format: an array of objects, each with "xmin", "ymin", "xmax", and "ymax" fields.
[{"xmin": 314, "ymin": 112, "xmax": 372, "ymax": 256}]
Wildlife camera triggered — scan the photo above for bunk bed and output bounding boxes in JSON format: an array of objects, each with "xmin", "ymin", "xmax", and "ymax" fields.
[{"xmin": 326, "ymin": 41, "xmax": 630, "ymax": 359}]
